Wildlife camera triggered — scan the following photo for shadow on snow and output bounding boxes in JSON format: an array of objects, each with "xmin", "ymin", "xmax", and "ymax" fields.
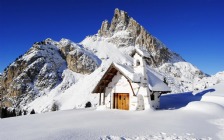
[{"xmin": 160, "ymin": 88, "xmax": 215, "ymax": 110}]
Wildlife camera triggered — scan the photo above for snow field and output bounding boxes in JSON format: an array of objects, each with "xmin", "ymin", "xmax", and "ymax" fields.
[{"xmin": 0, "ymin": 82, "xmax": 224, "ymax": 140}]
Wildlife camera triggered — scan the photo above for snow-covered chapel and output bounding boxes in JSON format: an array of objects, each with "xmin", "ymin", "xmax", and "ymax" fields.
[{"xmin": 92, "ymin": 47, "xmax": 171, "ymax": 110}]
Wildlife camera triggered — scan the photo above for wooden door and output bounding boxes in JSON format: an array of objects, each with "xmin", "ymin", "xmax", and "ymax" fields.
[{"xmin": 114, "ymin": 93, "xmax": 129, "ymax": 110}]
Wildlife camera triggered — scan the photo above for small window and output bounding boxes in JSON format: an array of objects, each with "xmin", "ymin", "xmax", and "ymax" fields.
[
  {"xmin": 136, "ymin": 60, "xmax": 140, "ymax": 66},
  {"xmin": 150, "ymin": 94, "xmax": 155, "ymax": 100}
]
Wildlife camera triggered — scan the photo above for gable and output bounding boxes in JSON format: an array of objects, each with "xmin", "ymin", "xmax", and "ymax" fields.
[{"xmin": 92, "ymin": 64, "xmax": 118, "ymax": 93}]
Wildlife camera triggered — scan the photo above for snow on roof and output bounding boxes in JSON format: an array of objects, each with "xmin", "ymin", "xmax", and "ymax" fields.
[
  {"xmin": 113, "ymin": 63, "xmax": 140, "ymax": 83},
  {"xmin": 114, "ymin": 63, "xmax": 170, "ymax": 92},
  {"xmin": 147, "ymin": 67, "xmax": 171, "ymax": 92},
  {"xmin": 135, "ymin": 46, "xmax": 151, "ymax": 58}
]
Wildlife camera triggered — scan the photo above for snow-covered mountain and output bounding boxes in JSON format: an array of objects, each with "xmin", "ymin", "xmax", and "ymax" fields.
[
  {"xmin": 0, "ymin": 38, "xmax": 100, "ymax": 110},
  {"xmin": 0, "ymin": 8, "xmax": 221, "ymax": 113},
  {"xmin": 194, "ymin": 71, "xmax": 224, "ymax": 90}
]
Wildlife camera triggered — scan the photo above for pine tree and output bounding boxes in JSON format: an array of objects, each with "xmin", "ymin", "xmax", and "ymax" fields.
[
  {"xmin": 18, "ymin": 110, "xmax": 22, "ymax": 116},
  {"xmin": 85, "ymin": 101, "xmax": 92, "ymax": 108},
  {"xmin": 51, "ymin": 102, "xmax": 59, "ymax": 111},
  {"xmin": 2, "ymin": 107, "xmax": 8, "ymax": 118},
  {"xmin": 30, "ymin": 109, "xmax": 35, "ymax": 114},
  {"xmin": 12, "ymin": 109, "xmax": 16, "ymax": 117},
  {"xmin": 23, "ymin": 110, "xmax": 27, "ymax": 115}
]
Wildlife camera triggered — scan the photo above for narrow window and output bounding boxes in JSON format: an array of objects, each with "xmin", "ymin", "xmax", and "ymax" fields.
[
  {"xmin": 150, "ymin": 94, "xmax": 155, "ymax": 100},
  {"xmin": 136, "ymin": 60, "xmax": 140, "ymax": 66}
]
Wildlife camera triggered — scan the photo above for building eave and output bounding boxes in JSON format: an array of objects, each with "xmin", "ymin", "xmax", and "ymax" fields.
[{"xmin": 92, "ymin": 63, "xmax": 134, "ymax": 93}]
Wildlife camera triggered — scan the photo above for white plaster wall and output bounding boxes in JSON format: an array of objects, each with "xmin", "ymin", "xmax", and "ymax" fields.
[
  {"xmin": 104, "ymin": 72, "xmax": 162, "ymax": 110},
  {"xmin": 105, "ymin": 72, "xmax": 137, "ymax": 110},
  {"xmin": 149, "ymin": 92, "xmax": 161, "ymax": 109}
]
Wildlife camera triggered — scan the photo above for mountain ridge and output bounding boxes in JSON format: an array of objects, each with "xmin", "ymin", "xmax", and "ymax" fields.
[{"xmin": 0, "ymin": 8, "xmax": 218, "ymax": 114}]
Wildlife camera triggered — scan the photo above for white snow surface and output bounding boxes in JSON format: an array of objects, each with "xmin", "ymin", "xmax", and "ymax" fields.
[{"xmin": 0, "ymin": 82, "xmax": 224, "ymax": 140}]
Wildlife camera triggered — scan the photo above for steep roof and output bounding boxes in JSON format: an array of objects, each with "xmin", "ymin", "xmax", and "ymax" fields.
[
  {"xmin": 92, "ymin": 62, "xmax": 170, "ymax": 93},
  {"xmin": 146, "ymin": 67, "xmax": 171, "ymax": 92}
]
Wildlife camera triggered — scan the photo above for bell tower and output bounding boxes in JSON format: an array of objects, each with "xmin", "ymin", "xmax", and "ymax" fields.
[
  {"xmin": 133, "ymin": 47, "xmax": 152, "ymax": 110},
  {"xmin": 133, "ymin": 48, "xmax": 148, "ymax": 85}
]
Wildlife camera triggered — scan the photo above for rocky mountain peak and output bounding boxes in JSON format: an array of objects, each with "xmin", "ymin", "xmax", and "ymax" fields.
[
  {"xmin": 98, "ymin": 8, "xmax": 137, "ymax": 37},
  {"xmin": 97, "ymin": 8, "xmax": 184, "ymax": 66},
  {"xmin": 110, "ymin": 8, "xmax": 130, "ymax": 32}
]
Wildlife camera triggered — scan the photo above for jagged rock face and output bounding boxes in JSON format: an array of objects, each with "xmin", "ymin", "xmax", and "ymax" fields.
[
  {"xmin": 0, "ymin": 38, "xmax": 99, "ymax": 109},
  {"xmin": 98, "ymin": 8, "xmax": 184, "ymax": 66},
  {"xmin": 59, "ymin": 39, "xmax": 99, "ymax": 74},
  {"xmin": 0, "ymin": 40, "xmax": 65, "ymax": 108}
]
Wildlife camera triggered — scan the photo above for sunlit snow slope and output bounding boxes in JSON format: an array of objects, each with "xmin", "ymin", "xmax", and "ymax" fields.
[{"xmin": 0, "ymin": 82, "xmax": 224, "ymax": 140}]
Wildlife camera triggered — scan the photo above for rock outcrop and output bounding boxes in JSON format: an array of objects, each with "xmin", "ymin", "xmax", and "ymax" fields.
[
  {"xmin": 58, "ymin": 38, "xmax": 99, "ymax": 74},
  {"xmin": 98, "ymin": 8, "xmax": 184, "ymax": 66}
]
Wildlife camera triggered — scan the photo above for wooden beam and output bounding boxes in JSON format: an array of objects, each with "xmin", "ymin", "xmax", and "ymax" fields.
[
  {"xmin": 103, "ymin": 92, "xmax": 105, "ymax": 105},
  {"xmin": 99, "ymin": 85, "xmax": 106, "ymax": 88},
  {"xmin": 102, "ymin": 79, "xmax": 110, "ymax": 82},
  {"xmin": 128, "ymin": 80, "xmax": 136, "ymax": 96},
  {"xmin": 158, "ymin": 92, "xmax": 163, "ymax": 98},
  {"xmin": 99, "ymin": 93, "xmax": 101, "ymax": 105},
  {"xmin": 107, "ymin": 73, "xmax": 115, "ymax": 76}
]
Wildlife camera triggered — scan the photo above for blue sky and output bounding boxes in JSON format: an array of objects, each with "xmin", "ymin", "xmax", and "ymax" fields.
[{"xmin": 0, "ymin": 0, "xmax": 224, "ymax": 75}]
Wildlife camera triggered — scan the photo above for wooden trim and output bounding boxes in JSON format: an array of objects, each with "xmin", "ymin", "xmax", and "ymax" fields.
[
  {"xmin": 108, "ymin": 73, "xmax": 115, "ymax": 76},
  {"xmin": 113, "ymin": 93, "xmax": 118, "ymax": 109},
  {"xmin": 128, "ymin": 80, "xmax": 136, "ymax": 96},
  {"xmin": 92, "ymin": 63, "xmax": 118, "ymax": 93},
  {"xmin": 158, "ymin": 92, "xmax": 163, "ymax": 98},
  {"xmin": 149, "ymin": 89, "xmax": 170, "ymax": 94},
  {"xmin": 103, "ymin": 92, "xmax": 106, "ymax": 105},
  {"xmin": 92, "ymin": 63, "xmax": 139, "ymax": 93},
  {"xmin": 99, "ymin": 93, "xmax": 101, "ymax": 105}
]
